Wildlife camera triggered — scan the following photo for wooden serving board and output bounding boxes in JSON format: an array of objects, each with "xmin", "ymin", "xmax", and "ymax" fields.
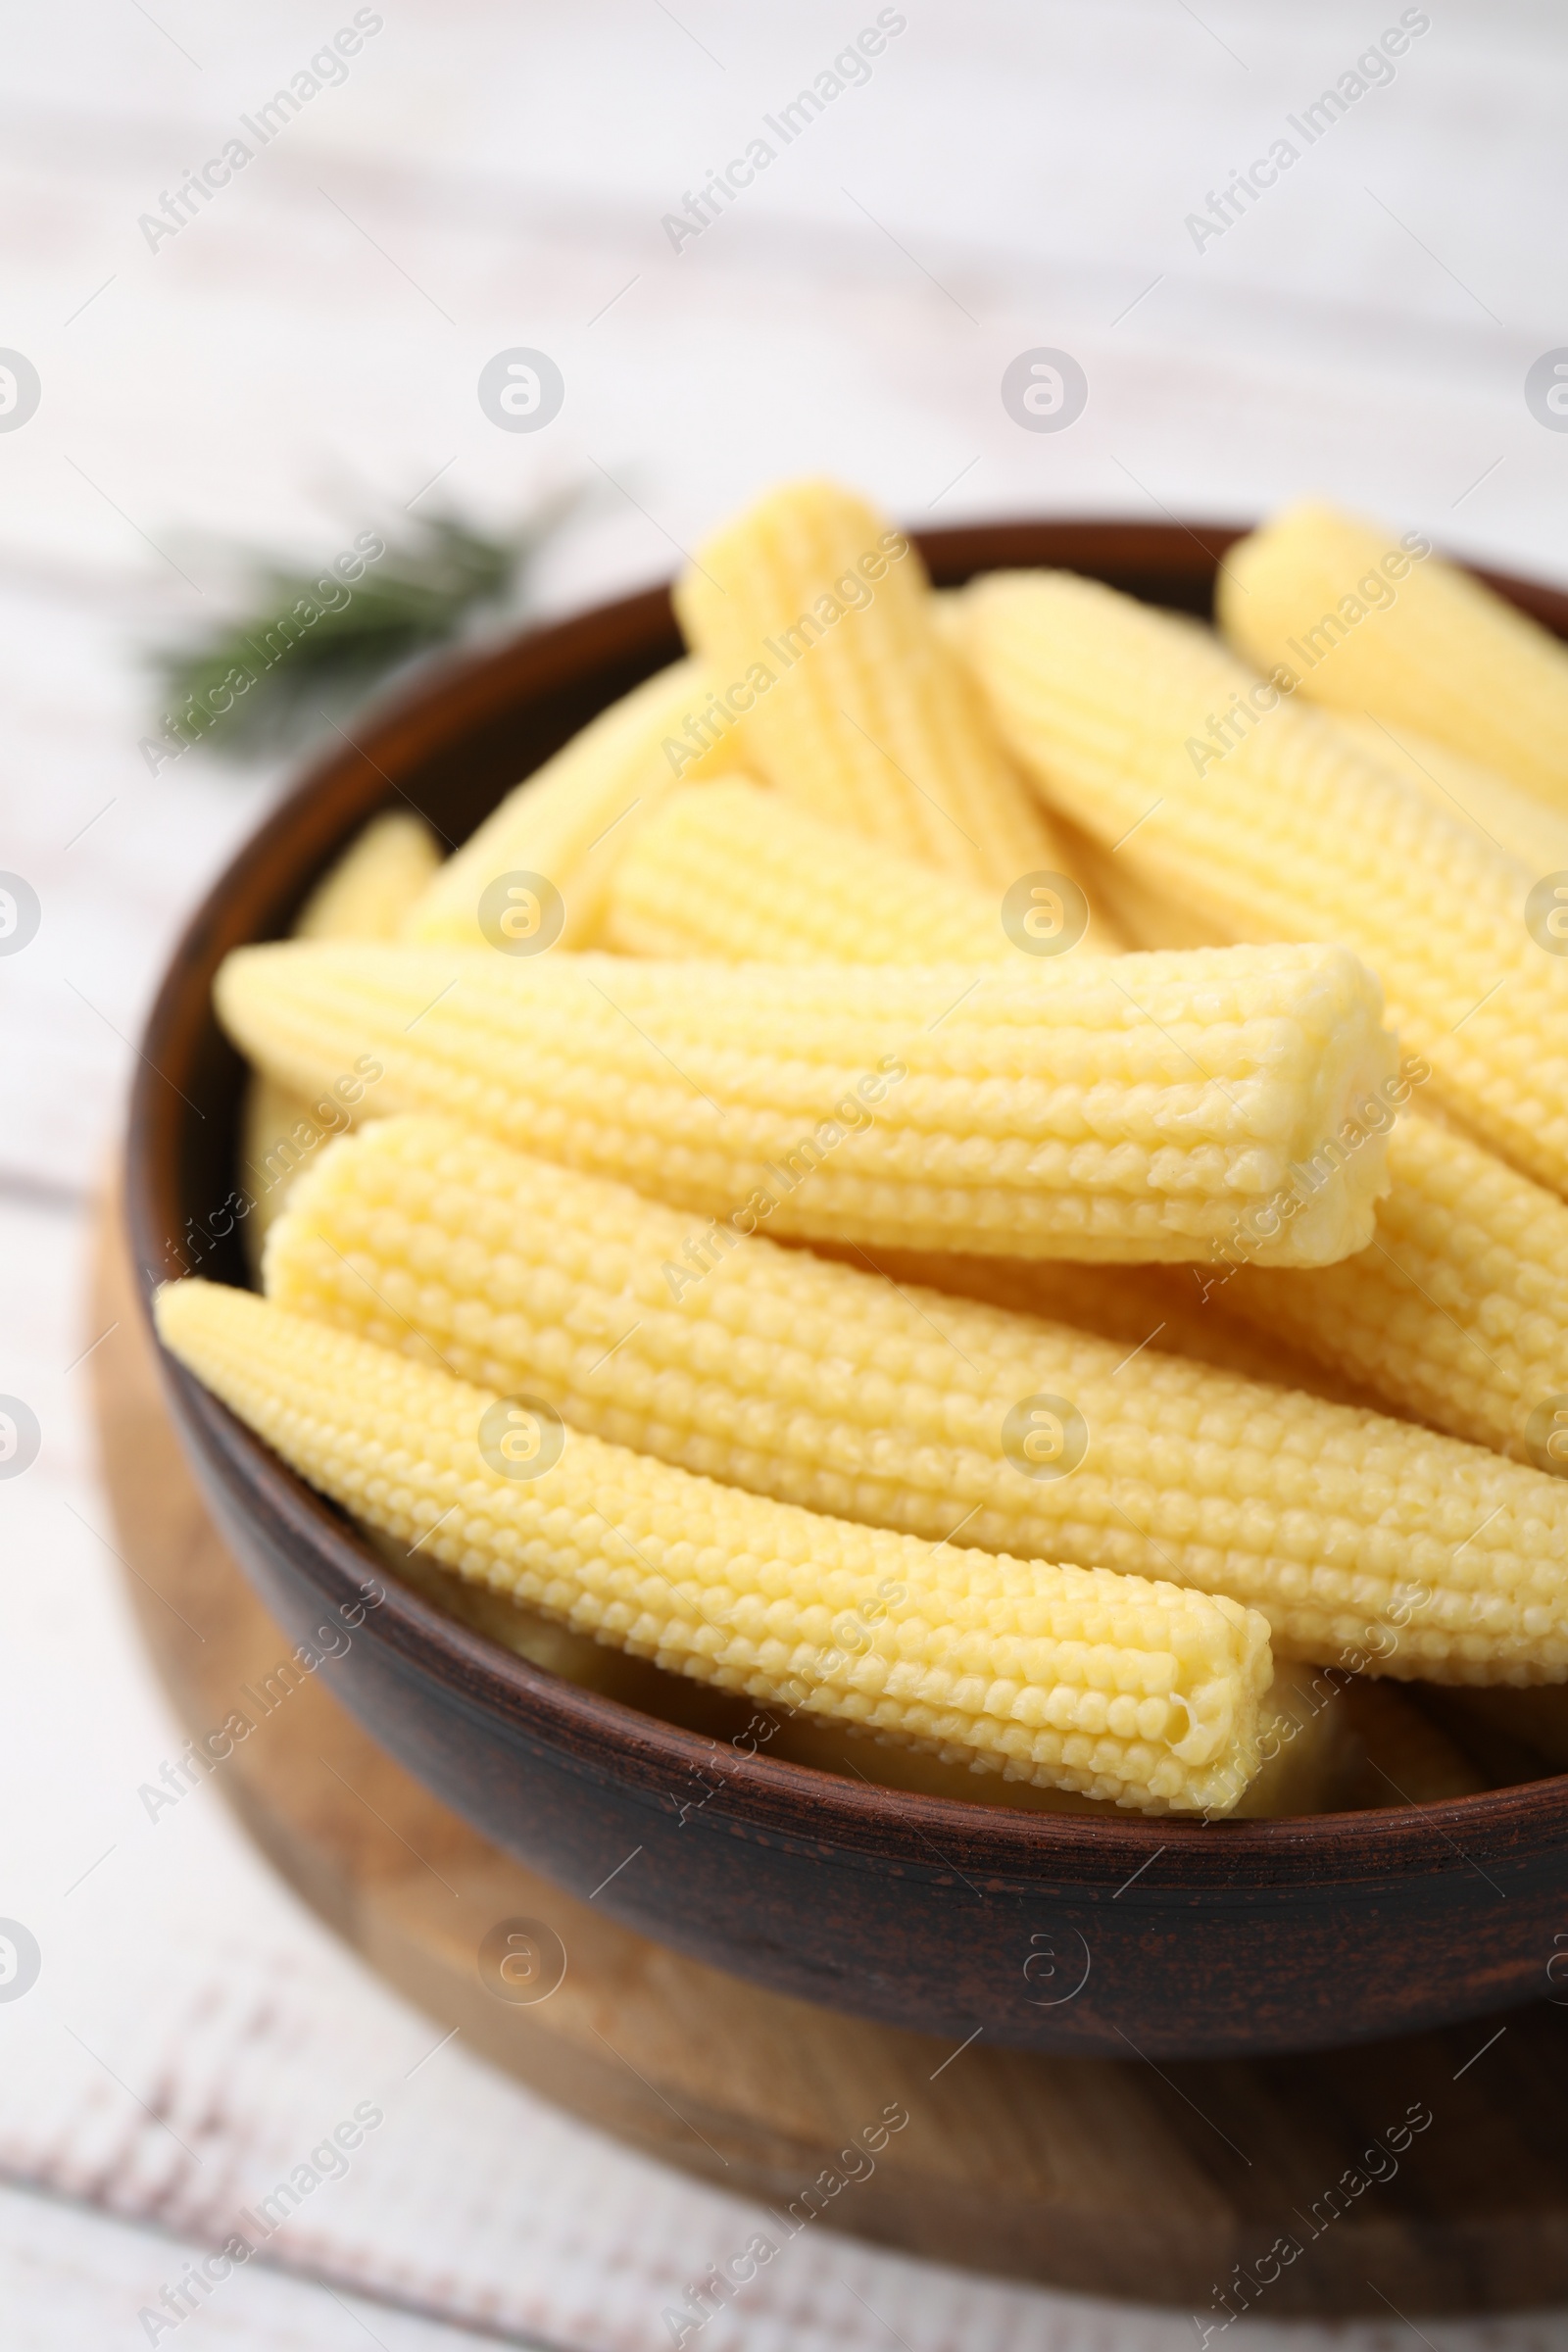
[{"xmin": 93, "ymin": 1207, "xmax": 1568, "ymax": 2321}]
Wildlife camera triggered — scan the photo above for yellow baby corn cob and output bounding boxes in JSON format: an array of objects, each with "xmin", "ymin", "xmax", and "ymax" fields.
[
  {"xmin": 1043, "ymin": 647, "xmax": 1568, "ymax": 936},
  {"xmin": 673, "ymin": 479, "xmax": 1063, "ymax": 891},
  {"xmin": 240, "ymin": 810, "xmax": 440, "ymax": 1265},
  {"xmin": 760, "ymin": 1656, "xmax": 1348, "ymax": 1817},
  {"xmin": 154, "ymin": 1278, "xmax": 1270, "ymax": 1814},
  {"xmin": 602, "ymin": 778, "xmax": 1117, "ymax": 961},
  {"xmin": 389, "ymin": 1529, "xmax": 1128, "ymax": 1807},
  {"xmin": 265, "ymin": 1115, "xmax": 1568, "ymax": 1681},
  {"xmin": 1217, "ymin": 501, "xmax": 1568, "ymax": 812},
  {"xmin": 967, "ymin": 569, "xmax": 1568, "ymax": 1200},
  {"xmin": 401, "ymin": 659, "xmax": 735, "ymax": 953},
  {"xmin": 1330, "ymin": 711, "xmax": 1568, "ymax": 879},
  {"xmin": 384, "ymin": 1519, "xmax": 1137, "ymax": 1804},
  {"xmin": 241, "ymin": 1076, "xmax": 323, "ymax": 1265},
  {"xmin": 604, "ymin": 778, "xmax": 1003, "ymax": 961},
  {"xmin": 1221, "ymin": 1110, "xmax": 1568, "ymax": 1463},
  {"xmin": 1065, "ymin": 839, "xmax": 1238, "ymax": 954},
  {"xmin": 218, "ymin": 939, "xmax": 1396, "ymax": 1267},
  {"xmin": 1241, "ymin": 1660, "xmax": 1355, "ymax": 1815},
  {"xmin": 863, "ymin": 1247, "xmax": 1370, "ymax": 1403},
  {"xmin": 386, "ymin": 1528, "xmax": 1340, "ymax": 1816},
  {"xmin": 295, "ymin": 810, "xmax": 443, "ymax": 940},
  {"xmin": 986, "ymin": 828, "xmax": 1568, "ymax": 1450}
]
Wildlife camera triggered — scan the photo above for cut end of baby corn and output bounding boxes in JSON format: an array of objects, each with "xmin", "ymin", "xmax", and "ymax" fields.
[
  {"xmin": 967, "ymin": 566, "xmax": 1568, "ymax": 1201},
  {"xmin": 1217, "ymin": 501, "xmax": 1568, "ymax": 814},
  {"xmin": 731, "ymin": 1652, "xmax": 1350, "ymax": 1818},
  {"xmin": 267, "ymin": 1115, "xmax": 1568, "ymax": 1684},
  {"xmin": 602, "ymin": 777, "xmax": 1115, "ymax": 962},
  {"xmin": 153, "ymin": 1277, "xmax": 1271, "ymax": 1814},
  {"xmin": 400, "ymin": 658, "xmax": 739, "ymax": 954},
  {"xmin": 673, "ymin": 478, "xmax": 1065, "ymax": 892},
  {"xmin": 217, "ymin": 938, "xmax": 1396, "ymax": 1267}
]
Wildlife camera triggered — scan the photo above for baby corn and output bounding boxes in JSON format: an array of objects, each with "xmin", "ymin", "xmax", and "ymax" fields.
[
  {"xmin": 394, "ymin": 1535, "xmax": 1342, "ymax": 1818},
  {"xmin": 154, "ymin": 1278, "xmax": 1271, "ymax": 1814},
  {"xmin": 1217, "ymin": 501, "xmax": 1568, "ymax": 813},
  {"xmin": 402, "ymin": 659, "xmax": 734, "ymax": 952},
  {"xmin": 217, "ymin": 939, "xmax": 1396, "ymax": 1267},
  {"xmin": 241, "ymin": 809, "xmax": 441, "ymax": 1262},
  {"xmin": 865, "ymin": 1248, "xmax": 1368, "ymax": 1403},
  {"xmin": 603, "ymin": 778, "xmax": 1112, "ymax": 962},
  {"xmin": 1224, "ymin": 1111, "xmax": 1568, "ymax": 1464},
  {"xmin": 263, "ymin": 1116, "xmax": 1568, "ymax": 1681},
  {"xmin": 967, "ymin": 569, "xmax": 1568, "ymax": 1200},
  {"xmin": 294, "ymin": 810, "xmax": 442, "ymax": 941},
  {"xmin": 1051, "ymin": 743, "xmax": 1566, "ymax": 978},
  {"xmin": 1330, "ymin": 711, "xmax": 1568, "ymax": 880},
  {"xmin": 674, "ymin": 478, "xmax": 1062, "ymax": 891},
  {"xmin": 1062, "ymin": 841, "xmax": 1236, "ymax": 956},
  {"xmin": 997, "ymin": 824, "xmax": 1568, "ymax": 1452},
  {"xmin": 761, "ymin": 1656, "xmax": 1348, "ymax": 1818}
]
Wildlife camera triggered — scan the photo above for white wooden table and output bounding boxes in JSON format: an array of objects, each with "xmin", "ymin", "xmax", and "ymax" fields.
[{"xmin": 3, "ymin": 3, "xmax": 1567, "ymax": 2340}]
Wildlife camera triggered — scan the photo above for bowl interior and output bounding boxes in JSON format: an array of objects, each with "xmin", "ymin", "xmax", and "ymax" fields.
[{"xmin": 126, "ymin": 516, "xmax": 1568, "ymax": 1872}]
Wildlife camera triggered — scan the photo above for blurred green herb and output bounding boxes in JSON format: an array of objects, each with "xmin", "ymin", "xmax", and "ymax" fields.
[{"xmin": 146, "ymin": 492, "xmax": 583, "ymax": 768}]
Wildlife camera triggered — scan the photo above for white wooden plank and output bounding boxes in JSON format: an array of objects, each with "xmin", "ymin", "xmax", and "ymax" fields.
[
  {"xmin": 0, "ymin": 2180, "xmax": 561, "ymax": 2350},
  {"xmin": 5, "ymin": 5, "xmax": 1568, "ymax": 2336}
]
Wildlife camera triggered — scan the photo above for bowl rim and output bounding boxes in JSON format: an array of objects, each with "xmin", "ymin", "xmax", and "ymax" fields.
[{"xmin": 126, "ymin": 514, "xmax": 1568, "ymax": 1893}]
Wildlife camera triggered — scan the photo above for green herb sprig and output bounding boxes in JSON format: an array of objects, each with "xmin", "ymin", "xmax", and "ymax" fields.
[{"xmin": 148, "ymin": 492, "xmax": 583, "ymax": 766}]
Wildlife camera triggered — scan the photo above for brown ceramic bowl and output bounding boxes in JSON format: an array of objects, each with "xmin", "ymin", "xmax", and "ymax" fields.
[{"xmin": 126, "ymin": 519, "xmax": 1568, "ymax": 2061}]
